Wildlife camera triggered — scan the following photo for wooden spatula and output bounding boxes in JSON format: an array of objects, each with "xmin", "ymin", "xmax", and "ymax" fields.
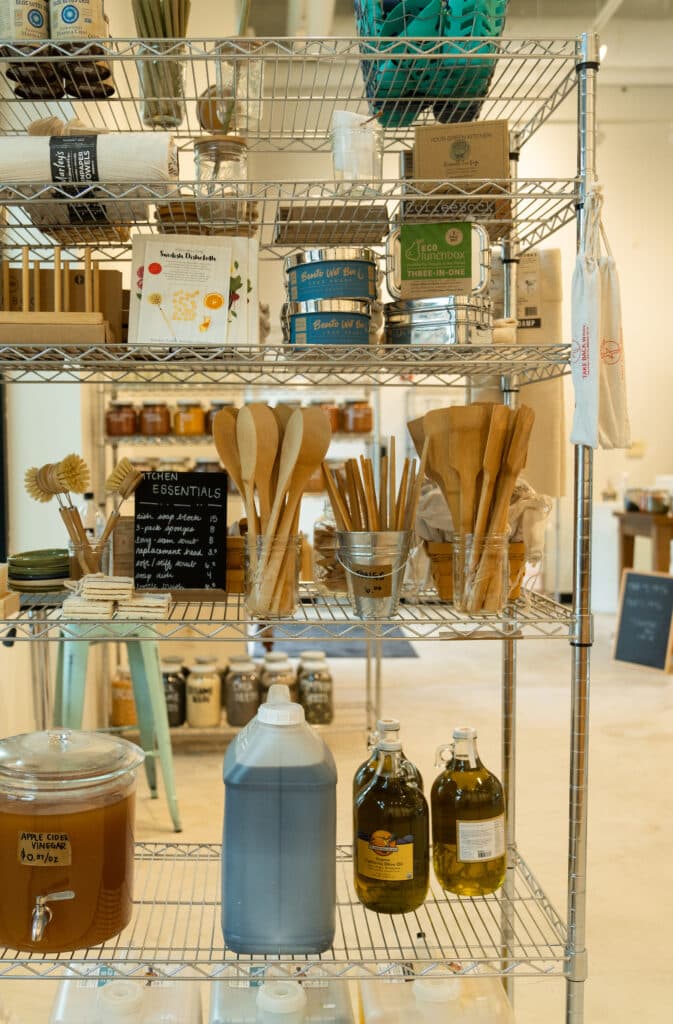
[
  {"xmin": 247, "ymin": 403, "xmax": 280, "ymax": 533},
  {"xmin": 445, "ymin": 404, "xmax": 492, "ymax": 536},
  {"xmin": 422, "ymin": 408, "xmax": 461, "ymax": 530},
  {"xmin": 212, "ymin": 407, "xmax": 243, "ymax": 495}
]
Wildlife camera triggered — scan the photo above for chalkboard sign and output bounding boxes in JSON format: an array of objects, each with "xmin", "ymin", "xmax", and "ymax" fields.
[
  {"xmin": 134, "ymin": 472, "xmax": 228, "ymax": 595},
  {"xmin": 614, "ymin": 570, "xmax": 673, "ymax": 672}
]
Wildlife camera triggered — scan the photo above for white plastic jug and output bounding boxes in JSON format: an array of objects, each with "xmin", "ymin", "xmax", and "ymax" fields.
[
  {"xmin": 358, "ymin": 975, "xmax": 514, "ymax": 1023},
  {"xmin": 209, "ymin": 978, "xmax": 355, "ymax": 1023},
  {"xmin": 49, "ymin": 975, "xmax": 203, "ymax": 1024},
  {"xmin": 222, "ymin": 684, "xmax": 338, "ymax": 954}
]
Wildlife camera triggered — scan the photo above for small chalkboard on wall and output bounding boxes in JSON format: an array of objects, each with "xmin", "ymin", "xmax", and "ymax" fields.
[
  {"xmin": 134, "ymin": 472, "xmax": 228, "ymax": 598},
  {"xmin": 614, "ymin": 570, "xmax": 673, "ymax": 672}
]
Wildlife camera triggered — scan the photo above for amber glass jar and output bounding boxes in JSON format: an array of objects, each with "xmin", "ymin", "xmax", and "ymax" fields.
[
  {"xmin": 342, "ymin": 401, "xmax": 373, "ymax": 434},
  {"xmin": 312, "ymin": 400, "xmax": 341, "ymax": 434},
  {"xmin": 174, "ymin": 401, "xmax": 206, "ymax": 436},
  {"xmin": 105, "ymin": 402, "xmax": 138, "ymax": 437},
  {"xmin": 139, "ymin": 402, "xmax": 171, "ymax": 436}
]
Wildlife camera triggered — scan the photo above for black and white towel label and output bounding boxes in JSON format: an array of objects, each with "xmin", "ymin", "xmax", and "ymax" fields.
[{"xmin": 134, "ymin": 472, "xmax": 228, "ymax": 591}]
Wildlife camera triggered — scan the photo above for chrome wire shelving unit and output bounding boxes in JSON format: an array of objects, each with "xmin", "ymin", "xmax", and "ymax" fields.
[
  {"xmin": 0, "ymin": 29, "xmax": 597, "ymax": 1024},
  {"xmin": 0, "ymin": 843, "xmax": 567, "ymax": 982},
  {"xmin": 3, "ymin": 589, "xmax": 573, "ymax": 644},
  {"xmin": 0, "ymin": 342, "xmax": 572, "ymax": 386}
]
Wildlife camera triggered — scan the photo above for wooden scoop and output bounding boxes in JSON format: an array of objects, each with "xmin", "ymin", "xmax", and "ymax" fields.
[
  {"xmin": 212, "ymin": 407, "xmax": 243, "ymax": 495},
  {"xmin": 445, "ymin": 404, "xmax": 492, "ymax": 535},
  {"xmin": 247, "ymin": 403, "xmax": 279, "ymax": 533}
]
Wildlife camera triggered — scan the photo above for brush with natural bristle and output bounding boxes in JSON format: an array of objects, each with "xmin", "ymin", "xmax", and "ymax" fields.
[
  {"xmin": 24, "ymin": 466, "xmax": 53, "ymax": 503},
  {"xmin": 97, "ymin": 459, "xmax": 145, "ymax": 554},
  {"xmin": 57, "ymin": 453, "xmax": 90, "ymax": 495}
]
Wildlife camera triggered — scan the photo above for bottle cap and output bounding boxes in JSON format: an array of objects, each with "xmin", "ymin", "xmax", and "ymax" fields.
[
  {"xmin": 256, "ymin": 981, "xmax": 307, "ymax": 1017},
  {"xmin": 413, "ymin": 978, "xmax": 462, "ymax": 1003},
  {"xmin": 258, "ymin": 685, "xmax": 304, "ymax": 726},
  {"xmin": 453, "ymin": 726, "xmax": 477, "ymax": 741},
  {"xmin": 376, "ymin": 718, "xmax": 400, "ymax": 734},
  {"xmin": 97, "ymin": 980, "xmax": 144, "ymax": 1020},
  {"xmin": 377, "ymin": 739, "xmax": 402, "ymax": 752}
]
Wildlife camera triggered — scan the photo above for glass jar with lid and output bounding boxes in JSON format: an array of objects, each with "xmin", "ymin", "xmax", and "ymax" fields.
[
  {"xmin": 105, "ymin": 402, "xmax": 138, "ymax": 437},
  {"xmin": 174, "ymin": 401, "xmax": 206, "ymax": 436},
  {"xmin": 261, "ymin": 652, "xmax": 297, "ymax": 703},
  {"xmin": 225, "ymin": 657, "xmax": 260, "ymax": 728},
  {"xmin": 194, "ymin": 135, "xmax": 248, "ymax": 190},
  {"xmin": 186, "ymin": 659, "xmax": 221, "ymax": 728},
  {"xmin": 0, "ymin": 730, "xmax": 144, "ymax": 952},
  {"xmin": 297, "ymin": 650, "xmax": 327, "ymax": 683},
  {"xmin": 160, "ymin": 656, "xmax": 187, "ymax": 728},
  {"xmin": 298, "ymin": 657, "xmax": 334, "ymax": 726},
  {"xmin": 313, "ymin": 501, "xmax": 348, "ymax": 596},
  {"xmin": 342, "ymin": 400, "xmax": 373, "ymax": 434},
  {"xmin": 139, "ymin": 401, "xmax": 171, "ymax": 436},
  {"xmin": 193, "ymin": 458, "xmax": 223, "ymax": 474}
]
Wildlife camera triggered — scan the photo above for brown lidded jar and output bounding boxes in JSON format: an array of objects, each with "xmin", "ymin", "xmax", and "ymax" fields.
[
  {"xmin": 174, "ymin": 401, "xmax": 206, "ymax": 436},
  {"xmin": 139, "ymin": 401, "xmax": 171, "ymax": 436},
  {"xmin": 311, "ymin": 400, "xmax": 341, "ymax": 434},
  {"xmin": 105, "ymin": 402, "xmax": 138, "ymax": 437},
  {"xmin": 342, "ymin": 400, "xmax": 373, "ymax": 434}
]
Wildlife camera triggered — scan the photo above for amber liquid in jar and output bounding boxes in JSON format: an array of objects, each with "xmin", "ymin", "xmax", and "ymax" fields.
[
  {"xmin": 139, "ymin": 402, "xmax": 171, "ymax": 436},
  {"xmin": 174, "ymin": 403, "xmax": 206, "ymax": 436},
  {"xmin": 0, "ymin": 788, "xmax": 135, "ymax": 952},
  {"xmin": 342, "ymin": 401, "xmax": 372, "ymax": 434},
  {"xmin": 105, "ymin": 403, "xmax": 138, "ymax": 437}
]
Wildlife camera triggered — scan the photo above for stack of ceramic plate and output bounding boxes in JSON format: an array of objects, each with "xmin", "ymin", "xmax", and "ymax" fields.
[{"xmin": 7, "ymin": 550, "xmax": 70, "ymax": 593}]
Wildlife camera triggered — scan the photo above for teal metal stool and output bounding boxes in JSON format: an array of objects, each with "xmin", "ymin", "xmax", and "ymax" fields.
[{"xmin": 53, "ymin": 626, "xmax": 182, "ymax": 832}]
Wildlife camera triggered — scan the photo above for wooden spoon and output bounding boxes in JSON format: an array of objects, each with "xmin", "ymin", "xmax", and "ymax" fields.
[
  {"xmin": 236, "ymin": 405, "xmax": 261, "ymax": 548},
  {"xmin": 444, "ymin": 404, "xmax": 492, "ymax": 535},
  {"xmin": 262, "ymin": 408, "xmax": 304, "ymax": 554},
  {"xmin": 212, "ymin": 408, "xmax": 243, "ymax": 495},
  {"xmin": 247, "ymin": 403, "xmax": 280, "ymax": 533},
  {"xmin": 421, "ymin": 409, "xmax": 461, "ymax": 529}
]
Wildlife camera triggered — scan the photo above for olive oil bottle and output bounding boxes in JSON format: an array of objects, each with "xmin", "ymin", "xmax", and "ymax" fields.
[
  {"xmin": 353, "ymin": 718, "xmax": 423, "ymax": 798},
  {"xmin": 354, "ymin": 738, "xmax": 429, "ymax": 914},
  {"xmin": 431, "ymin": 726, "xmax": 506, "ymax": 896}
]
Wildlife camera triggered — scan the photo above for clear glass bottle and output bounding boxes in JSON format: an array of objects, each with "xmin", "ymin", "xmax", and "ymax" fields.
[
  {"xmin": 353, "ymin": 718, "xmax": 423, "ymax": 798},
  {"xmin": 431, "ymin": 726, "xmax": 506, "ymax": 896},
  {"xmin": 225, "ymin": 657, "xmax": 260, "ymax": 728},
  {"xmin": 298, "ymin": 657, "xmax": 333, "ymax": 726},
  {"xmin": 261, "ymin": 652, "xmax": 297, "ymax": 703},
  {"xmin": 354, "ymin": 738, "xmax": 429, "ymax": 915},
  {"xmin": 186, "ymin": 659, "xmax": 222, "ymax": 728}
]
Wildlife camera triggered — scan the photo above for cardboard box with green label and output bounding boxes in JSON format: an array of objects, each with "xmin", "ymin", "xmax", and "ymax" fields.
[{"xmin": 398, "ymin": 222, "xmax": 476, "ymax": 299}]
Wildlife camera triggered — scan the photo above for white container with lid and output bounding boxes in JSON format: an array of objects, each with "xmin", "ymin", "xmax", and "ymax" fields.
[
  {"xmin": 49, "ymin": 970, "xmax": 202, "ymax": 1024},
  {"xmin": 209, "ymin": 977, "xmax": 355, "ymax": 1023},
  {"xmin": 222, "ymin": 685, "xmax": 337, "ymax": 954},
  {"xmin": 187, "ymin": 659, "xmax": 221, "ymax": 728},
  {"xmin": 358, "ymin": 975, "xmax": 514, "ymax": 1023}
]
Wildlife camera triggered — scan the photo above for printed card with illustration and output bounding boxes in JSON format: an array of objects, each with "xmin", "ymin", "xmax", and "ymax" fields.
[{"xmin": 134, "ymin": 236, "xmax": 232, "ymax": 345}]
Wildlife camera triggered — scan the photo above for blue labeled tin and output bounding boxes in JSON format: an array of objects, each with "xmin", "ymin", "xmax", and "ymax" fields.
[
  {"xmin": 285, "ymin": 248, "xmax": 378, "ymax": 302},
  {"xmin": 283, "ymin": 299, "xmax": 371, "ymax": 346}
]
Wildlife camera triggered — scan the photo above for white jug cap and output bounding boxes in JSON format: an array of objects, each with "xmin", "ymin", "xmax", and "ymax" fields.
[
  {"xmin": 453, "ymin": 726, "xmax": 478, "ymax": 741},
  {"xmin": 376, "ymin": 718, "xmax": 400, "ymax": 734},
  {"xmin": 413, "ymin": 977, "xmax": 462, "ymax": 1003},
  {"xmin": 378, "ymin": 739, "xmax": 402, "ymax": 752},
  {"xmin": 97, "ymin": 981, "xmax": 144, "ymax": 1020},
  {"xmin": 258, "ymin": 685, "xmax": 304, "ymax": 726},
  {"xmin": 256, "ymin": 980, "xmax": 308, "ymax": 1017}
]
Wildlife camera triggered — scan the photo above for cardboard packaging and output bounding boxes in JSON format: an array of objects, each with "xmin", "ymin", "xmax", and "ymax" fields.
[
  {"xmin": 407, "ymin": 120, "xmax": 512, "ymax": 240},
  {"xmin": 2, "ymin": 267, "xmax": 123, "ymax": 342}
]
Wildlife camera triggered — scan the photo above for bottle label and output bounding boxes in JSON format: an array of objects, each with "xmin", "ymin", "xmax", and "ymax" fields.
[
  {"xmin": 17, "ymin": 830, "xmax": 72, "ymax": 867},
  {"xmin": 357, "ymin": 830, "xmax": 414, "ymax": 882},
  {"xmin": 457, "ymin": 815, "xmax": 505, "ymax": 863}
]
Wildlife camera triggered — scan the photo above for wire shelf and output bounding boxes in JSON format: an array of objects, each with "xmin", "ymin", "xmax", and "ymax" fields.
[
  {"xmin": 0, "ymin": 176, "xmax": 578, "ymax": 261},
  {"xmin": 0, "ymin": 37, "xmax": 580, "ymax": 150},
  {"xmin": 6, "ymin": 589, "xmax": 574, "ymax": 643},
  {"xmin": 0, "ymin": 843, "xmax": 568, "ymax": 981},
  {"xmin": 104, "ymin": 433, "xmax": 373, "ymax": 445},
  {"xmin": 0, "ymin": 342, "xmax": 571, "ymax": 386}
]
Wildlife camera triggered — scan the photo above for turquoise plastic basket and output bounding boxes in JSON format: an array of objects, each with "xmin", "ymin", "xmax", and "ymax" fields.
[{"xmin": 355, "ymin": 0, "xmax": 509, "ymax": 126}]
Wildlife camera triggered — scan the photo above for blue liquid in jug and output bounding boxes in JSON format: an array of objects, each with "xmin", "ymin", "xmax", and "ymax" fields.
[{"xmin": 222, "ymin": 762, "xmax": 336, "ymax": 954}]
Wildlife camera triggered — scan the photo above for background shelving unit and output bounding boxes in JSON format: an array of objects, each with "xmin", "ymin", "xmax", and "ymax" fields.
[{"xmin": 0, "ymin": 31, "xmax": 597, "ymax": 1024}]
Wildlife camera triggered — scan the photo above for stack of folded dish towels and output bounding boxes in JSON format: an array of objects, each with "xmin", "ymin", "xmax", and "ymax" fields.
[{"xmin": 62, "ymin": 575, "xmax": 171, "ymax": 620}]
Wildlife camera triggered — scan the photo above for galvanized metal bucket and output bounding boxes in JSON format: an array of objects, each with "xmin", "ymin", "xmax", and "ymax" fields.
[{"xmin": 337, "ymin": 530, "xmax": 412, "ymax": 620}]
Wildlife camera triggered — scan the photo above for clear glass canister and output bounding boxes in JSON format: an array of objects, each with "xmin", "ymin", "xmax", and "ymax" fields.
[
  {"xmin": 194, "ymin": 135, "xmax": 248, "ymax": 190},
  {"xmin": 298, "ymin": 658, "xmax": 334, "ymax": 726},
  {"xmin": 225, "ymin": 657, "xmax": 260, "ymax": 728},
  {"xmin": 261, "ymin": 653, "xmax": 297, "ymax": 703},
  {"xmin": 173, "ymin": 401, "xmax": 206, "ymax": 436},
  {"xmin": 0, "ymin": 730, "xmax": 144, "ymax": 953},
  {"xmin": 313, "ymin": 501, "xmax": 348, "ymax": 596},
  {"xmin": 186, "ymin": 659, "xmax": 222, "ymax": 728},
  {"xmin": 297, "ymin": 650, "xmax": 327, "ymax": 682}
]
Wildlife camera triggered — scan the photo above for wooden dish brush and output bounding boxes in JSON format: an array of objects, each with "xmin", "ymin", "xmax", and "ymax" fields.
[
  {"xmin": 97, "ymin": 458, "xmax": 145, "ymax": 554},
  {"xmin": 24, "ymin": 455, "xmax": 96, "ymax": 573}
]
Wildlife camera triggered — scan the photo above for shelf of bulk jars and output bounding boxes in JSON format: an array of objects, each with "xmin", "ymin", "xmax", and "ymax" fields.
[
  {"xmin": 0, "ymin": 176, "xmax": 579, "ymax": 262},
  {"xmin": 3, "ymin": 587, "xmax": 574, "ymax": 643},
  {"xmin": 0, "ymin": 843, "xmax": 568, "ymax": 982},
  {"xmin": 0, "ymin": 341, "xmax": 571, "ymax": 387},
  {"xmin": 103, "ymin": 433, "xmax": 374, "ymax": 445},
  {"xmin": 0, "ymin": 36, "xmax": 580, "ymax": 149}
]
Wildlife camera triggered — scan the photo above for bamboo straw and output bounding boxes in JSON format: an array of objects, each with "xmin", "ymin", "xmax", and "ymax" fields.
[
  {"xmin": 345, "ymin": 461, "xmax": 363, "ymax": 531},
  {"xmin": 379, "ymin": 455, "xmax": 388, "ymax": 531},
  {"xmin": 53, "ymin": 246, "xmax": 62, "ymax": 313},
  {"xmin": 335, "ymin": 470, "xmax": 352, "ymax": 524},
  {"xmin": 350, "ymin": 459, "xmax": 369, "ymax": 532},
  {"xmin": 2, "ymin": 260, "xmax": 9, "ymax": 311},
  {"xmin": 360, "ymin": 456, "xmax": 379, "ymax": 532},
  {"xmin": 32, "ymin": 261, "xmax": 40, "ymax": 312},
  {"xmin": 405, "ymin": 438, "xmax": 429, "ymax": 532},
  {"xmin": 389, "ymin": 435, "xmax": 396, "ymax": 532},
  {"xmin": 62, "ymin": 260, "xmax": 70, "ymax": 312},
  {"xmin": 395, "ymin": 458, "xmax": 410, "ymax": 531},
  {"xmin": 84, "ymin": 248, "xmax": 92, "ymax": 313},
  {"xmin": 21, "ymin": 247, "xmax": 30, "ymax": 312},
  {"xmin": 322, "ymin": 465, "xmax": 352, "ymax": 531},
  {"xmin": 401, "ymin": 464, "xmax": 416, "ymax": 531}
]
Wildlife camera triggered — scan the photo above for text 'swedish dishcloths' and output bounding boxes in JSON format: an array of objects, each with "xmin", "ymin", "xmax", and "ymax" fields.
[{"xmin": 0, "ymin": 133, "xmax": 177, "ymax": 227}]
